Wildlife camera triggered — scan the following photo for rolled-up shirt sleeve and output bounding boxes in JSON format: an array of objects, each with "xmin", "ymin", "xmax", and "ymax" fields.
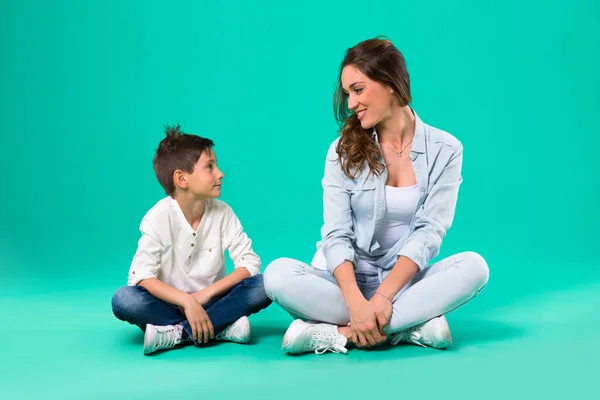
[
  {"xmin": 321, "ymin": 142, "xmax": 356, "ymax": 274},
  {"xmin": 399, "ymin": 144, "xmax": 463, "ymax": 270},
  {"xmin": 222, "ymin": 206, "xmax": 261, "ymax": 277},
  {"xmin": 127, "ymin": 218, "xmax": 163, "ymax": 286}
]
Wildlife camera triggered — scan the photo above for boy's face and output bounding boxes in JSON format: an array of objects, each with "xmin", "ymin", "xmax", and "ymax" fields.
[{"xmin": 180, "ymin": 149, "xmax": 224, "ymax": 198}]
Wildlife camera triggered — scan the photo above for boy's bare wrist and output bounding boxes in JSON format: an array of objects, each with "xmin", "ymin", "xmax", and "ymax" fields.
[
  {"xmin": 205, "ymin": 285, "xmax": 217, "ymax": 299},
  {"xmin": 180, "ymin": 293, "xmax": 196, "ymax": 309}
]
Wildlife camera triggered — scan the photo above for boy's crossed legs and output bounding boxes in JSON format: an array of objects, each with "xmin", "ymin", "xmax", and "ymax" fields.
[{"xmin": 112, "ymin": 274, "xmax": 271, "ymax": 354}]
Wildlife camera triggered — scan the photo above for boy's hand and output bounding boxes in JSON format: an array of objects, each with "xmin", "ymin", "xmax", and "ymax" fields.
[
  {"xmin": 182, "ymin": 295, "xmax": 214, "ymax": 343},
  {"xmin": 191, "ymin": 287, "xmax": 214, "ymax": 306}
]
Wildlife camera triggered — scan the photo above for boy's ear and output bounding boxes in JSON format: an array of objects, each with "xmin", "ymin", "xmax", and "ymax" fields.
[{"xmin": 173, "ymin": 170, "xmax": 187, "ymax": 189}]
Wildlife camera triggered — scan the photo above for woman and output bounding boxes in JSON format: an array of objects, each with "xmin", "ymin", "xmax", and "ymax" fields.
[{"xmin": 264, "ymin": 38, "xmax": 489, "ymax": 354}]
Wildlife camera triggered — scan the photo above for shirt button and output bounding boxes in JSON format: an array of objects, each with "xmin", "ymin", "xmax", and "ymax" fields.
[
  {"xmin": 192, "ymin": 232, "xmax": 196, "ymax": 236},
  {"xmin": 208, "ymin": 248, "xmax": 212, "ymax": 252},
  {"xmin": 132, "ymin": 271, "xmax": 135, "ymax": 275},
  {"xmin": 421, "ymin": 187, "xmax": 425, "ymax": 192},
  {"xmin": 191, "ymin": 243, "xmax": 195, "ymax": 247}
]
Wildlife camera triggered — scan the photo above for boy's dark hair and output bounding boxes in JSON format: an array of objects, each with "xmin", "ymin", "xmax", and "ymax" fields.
[{"xmin": 153, "ymin": 124, "xmax": 215, "ymax": 196}]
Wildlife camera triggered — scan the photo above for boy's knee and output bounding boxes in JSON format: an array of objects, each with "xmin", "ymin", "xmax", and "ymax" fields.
[
  {"xmin": 244, "ymin": 274, "xmax": 272, "ymax": 310},
  {"xmin": 111, "ymin": 286, "xmax": 143, "ymax": 319}
]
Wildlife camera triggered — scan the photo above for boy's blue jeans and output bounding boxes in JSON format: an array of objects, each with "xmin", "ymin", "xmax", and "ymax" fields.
[{"xmin": 111, "ymin": 274, "xmax": 271, "ymax": 346}]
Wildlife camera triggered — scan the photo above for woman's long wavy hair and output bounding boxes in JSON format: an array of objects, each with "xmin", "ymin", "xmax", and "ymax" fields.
[{"xmin": 334, "ymin": 38, "xmax": 412, "ymax": 179}]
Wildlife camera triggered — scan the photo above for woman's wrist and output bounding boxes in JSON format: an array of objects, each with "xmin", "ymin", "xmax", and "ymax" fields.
[
  {"xmin": 374, "ymin": 291, "xmax": 393, "ymax": 303},
  {"xmin": 344, "ymin": 288, "xmax": 366, "ymax": 310}
]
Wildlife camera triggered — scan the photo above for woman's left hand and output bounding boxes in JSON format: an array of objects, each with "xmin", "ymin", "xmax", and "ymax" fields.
[{"xmin": 369, "ymin": 292, "xmax": 393, "ymax": 333}]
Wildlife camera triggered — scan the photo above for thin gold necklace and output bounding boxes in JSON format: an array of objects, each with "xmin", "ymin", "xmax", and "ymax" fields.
[{"xmin": 379, "ymin": 139, "xmax": 413, "ymax": 157}]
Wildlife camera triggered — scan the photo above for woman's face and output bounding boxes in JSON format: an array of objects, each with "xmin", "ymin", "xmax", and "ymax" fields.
[{"xmin": 341, "ymin": 65, "xmax": 396, "ymax": 130}]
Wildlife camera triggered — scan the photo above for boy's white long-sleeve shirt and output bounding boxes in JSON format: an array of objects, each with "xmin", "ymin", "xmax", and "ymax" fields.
[{"xmin": 127, "ymin": 196, "xmax": 260, "ymax": 293}]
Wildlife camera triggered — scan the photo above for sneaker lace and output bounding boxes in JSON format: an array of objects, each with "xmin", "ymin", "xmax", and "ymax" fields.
[
  {"xmin": 215, "ymin": 327, "xmax": 230, "ymax": 340},
  {"xmin": 155, "ymin": 326, "xmax": 179, "ymax": 349},
  {"xmin": 408, "ymin": 331, "xmax": 428, "ymax": 347},
  {"xmin": 310, "ymin": 332, "xmax": 348, "ymax": 354}
]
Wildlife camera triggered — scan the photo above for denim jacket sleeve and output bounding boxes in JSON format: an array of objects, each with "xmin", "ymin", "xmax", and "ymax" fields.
[
  {"xmin": 320, "ymin": 141, "xmax": 356, "ymax": 274},
  {"xmin": 398, "ymin": 143, "xmax": 463, "ymax": 270}
]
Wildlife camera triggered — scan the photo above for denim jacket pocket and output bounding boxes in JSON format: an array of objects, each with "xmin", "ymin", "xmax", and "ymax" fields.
[{"xmin": 347, "ymin": 182, "xmax": 376, "ymax": 218}]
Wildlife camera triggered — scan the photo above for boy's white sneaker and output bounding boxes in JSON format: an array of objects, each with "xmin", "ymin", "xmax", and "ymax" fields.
[
  {"xmin": 390, "ymin": 315, "xmax": 453, "ymax": 349},
  {"xmin": 282, "ymin": 319, "xmax": 348, "ymax": 354},
  {"xmin": 215, "ymin": 316, "xmax": 251, "ymax": 343},
  {"xmin": 143, "ymin": 323, "xmax": 184, "ymax": 355}
]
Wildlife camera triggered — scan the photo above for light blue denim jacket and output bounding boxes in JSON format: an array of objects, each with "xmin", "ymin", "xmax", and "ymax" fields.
[{"xmin": 318, "ymin": 110, "xmax": 463, "ymax": 275}]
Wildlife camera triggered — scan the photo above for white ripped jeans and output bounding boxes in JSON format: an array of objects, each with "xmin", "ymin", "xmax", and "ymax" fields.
[{"xmin": 263, "ymin": 251, "xmax": 489, "ymax": 333}]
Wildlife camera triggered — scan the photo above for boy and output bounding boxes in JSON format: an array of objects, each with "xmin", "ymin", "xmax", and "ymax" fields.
[{"xmin": 111, "ymin": 124, "xmax": 271, "ymax": 355}]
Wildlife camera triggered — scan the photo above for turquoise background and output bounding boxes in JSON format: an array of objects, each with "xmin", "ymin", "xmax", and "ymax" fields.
[{"xmin": 1, "ymin": 0, "xmax": 599, "ymax": 399}]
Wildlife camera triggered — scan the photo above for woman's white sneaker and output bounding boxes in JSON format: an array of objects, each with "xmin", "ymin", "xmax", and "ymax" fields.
[
  {"xmin": 282, "ymin": 319, "xmax": 348, "ymax": 354},
  {"xmin": 391, "ymin": 315, "xmax": 453, "ymax": 349}
]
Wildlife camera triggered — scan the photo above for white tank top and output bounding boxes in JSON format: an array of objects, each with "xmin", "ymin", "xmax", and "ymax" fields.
[
  {"xmin": 374, "ymin": 184, "xmax": 420, "ymax": 250},
  {"xmin": 311, "ymin": 184, "xmax": 421, "ymax": 274},
  {"xmin": 354, "ymin": 184, "xmax": 420, "ymax": 275}
]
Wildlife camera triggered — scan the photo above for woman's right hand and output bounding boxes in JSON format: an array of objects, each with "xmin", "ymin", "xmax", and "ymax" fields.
[
  {"xmin": 347, "ymin": 294, "xmax": 387, "ymax": 347},
  {"xmin": 182, "ymin": 295, "xmax": 214, "ymax": 344}
]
